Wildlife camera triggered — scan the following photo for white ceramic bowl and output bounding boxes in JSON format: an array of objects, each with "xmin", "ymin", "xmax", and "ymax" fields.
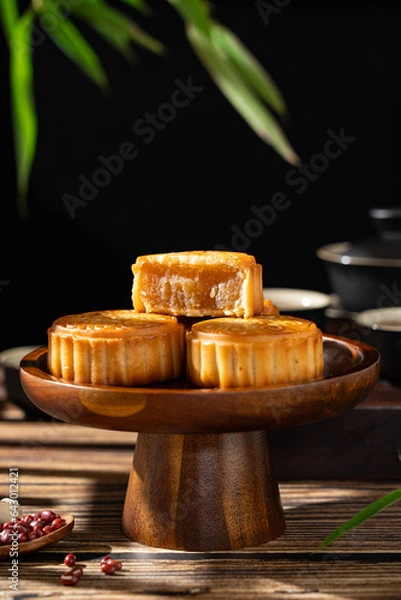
[
  {"xmin": 353, "ymin": 307, "xmax": 401, "ymax": 383},
  {"xmin": 354, "ymin": 306, "xmax": 401, "ymax": 331},
  {"xmin": 263, "ymin": 288, "xmax": 332, "ymax": 329}
]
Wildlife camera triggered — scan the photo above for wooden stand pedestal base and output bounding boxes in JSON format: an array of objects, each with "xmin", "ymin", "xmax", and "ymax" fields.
[
  {"xmin": 19, "ymin": 342, "xmax": 380, "ymax": 551},
  {"xmin": 122, "ymin": 431, "xmax": 285, "ymax": 551}
]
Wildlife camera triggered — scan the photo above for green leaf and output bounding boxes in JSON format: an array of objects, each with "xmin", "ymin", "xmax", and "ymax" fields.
[
  {"xmin": 72, "ymin": 2, "xmax": 165, "ymax": 55},
  {"xmin": 9, "ymin": 9, "xmax": 38, "ymax": 222},
  {"xmin": 0, "ymin": 0, "xmax": 19, "ymax": 38},
  {"xmin": 318, "ymin": 488, "xmax": 401, "ymax": 550},
  {"xmin": 89, "ymin": 20, "xmax": 139, "ymax": 65},
  {"xmin": 210, "ymin": 23, "xmax": 288, "ymax": 116},
  {"xmin": 40, "ymin": 7, "xmax": 108, "ymax": 90},
  {"xmin": 187, "ymin": 24, "xmax": 299, "ymax": 165},
  {"xmin": 118, "ymin": 0, "xmax": 152, "ymax": 16},
  {"xmin": 56, "ymin": 0, "xmax": 137, "ymax": 62},
  {"xmin": 168, "ymin": 0, "xmax": 212, "ymax": 36}
]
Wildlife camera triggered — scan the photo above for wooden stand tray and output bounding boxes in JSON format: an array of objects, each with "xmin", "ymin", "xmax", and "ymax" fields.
[{"xmin": 19, "ymin": 335, "xmax": 379, "ymax": 551}]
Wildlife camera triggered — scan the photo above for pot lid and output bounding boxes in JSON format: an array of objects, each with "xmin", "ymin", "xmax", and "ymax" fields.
[{"xmin": 316, "ymin": 207, "xmax": 401, "ymax": 267}]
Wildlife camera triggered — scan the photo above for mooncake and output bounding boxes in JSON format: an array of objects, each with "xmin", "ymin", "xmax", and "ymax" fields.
[
  {"xmin": 48, "ymin": 309, "xmax": 185, "ymax": 386},
  {"xmin": 131, "ymin": 250, "xmax": 264, "ymax": 318},
  {"xmin": 186, "ymin": 314, "xmax": 324, "ymax": 388}
]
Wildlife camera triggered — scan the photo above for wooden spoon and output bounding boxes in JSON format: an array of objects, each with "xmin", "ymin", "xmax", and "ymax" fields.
[{"xmin": 0, "ymin": 514, "xmax": 74, "ymax": 560}]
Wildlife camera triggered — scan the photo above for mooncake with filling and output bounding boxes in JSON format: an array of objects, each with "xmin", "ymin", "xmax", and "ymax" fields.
[
  {"xmin": 48, "ymin": 309, "xmax": 185, "ymax": 386},
  {"xmin": 131, "ymin": 250, "xmax": 264, "ymax": 318},
  {"xmin": 186, "ymin": 314, "xmax": 324, "ymax": 388}
]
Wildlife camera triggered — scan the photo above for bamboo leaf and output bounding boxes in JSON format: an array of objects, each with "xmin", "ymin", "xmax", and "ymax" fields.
[
  {"xmin": 9, "ymin": 9, "xmax": 38, "ymax": 222},
  {"xmin": 0, "ymin": 0, "xmax": 19, "ymax": 38},
  {"xmin": 118, "ymin": 0, "xmax": 152, "ymax": 16},
  {"xmin": 168, "ymin": 0, "xmax": 212, "ymax": 36},
  {"xmin": 210, "ymin": 23, "xmax": 288, "ymax": 116},
  {"xmin": 318, "ymin": 488, "xmax": 401, "ymax": 550},
  {"xmin": 41, "ymin": 8, "xmax": 108, "ymax": 89},
  {"xmin": 54, "ymin": 0, "xmax": 137, "ymax": 62},
  {"xmin": 89, "ymin": 21, "xmax": 139, "ymax": 64},
  {"xmin": 187, "ymin": 24, "xmax": 299, "ymax": 165},
  {"xmin": 72, "ymin": 2, "xmax": 165, "ymax": 55}
]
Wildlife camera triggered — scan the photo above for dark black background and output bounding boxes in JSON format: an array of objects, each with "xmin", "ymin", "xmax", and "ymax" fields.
[{"xmin": 1, "ymin": 0, "xmax": 400, "ymax": 350}]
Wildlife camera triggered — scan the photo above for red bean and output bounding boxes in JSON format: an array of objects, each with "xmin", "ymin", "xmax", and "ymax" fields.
[
  {"xmin": 33, "ymin": 525, "xmax": 44, "ymax": 537},
  {"xmin": 63, "ymin": 553, "xmax": 76, "ymax": 566},
  {"xmin": 0, "ymin": 530, "xmax": 13, "ymax": 544},
  {"xmin": 0, "ymin": 509, "xmax": 68, "ymax": 548},
  {"xmin": 60, "ymin": 572, "xmax": 80, "ymax": 586},
  {"xmin": 101, "ymin": 561, "xmax": 117, "ymax": 575},
  {"xmin": 15, "ymin": 523, "xmax": 30, "ymax": 534},
  {"xmin": 22, "ymin": 514, "xmax": 33, "ymax": 525},
  {"xmin": 100, "ymin": 555, "xmax": 111, "ymax": 564},
  {"xmin": 100, "ymin": 554, "xmax": 123, "ymax": 573},
  {"xmin": 101, "ymin": 558, "xmax": 123, "ymax": 574},
  {"xmin": 52, "ymin": 517, "xmax": 65, "ymax": 530},
  {"xmin": 60, "ymin": 564, "xmax": 83, "ymax": 586},
  {"xmin": 41, "ymin": 510, "xmax": 56, "ymax": 522},
  {"xmin": 42, "ymin": 525, "xmax": 55, "ymax": 534},
  {"xmin": 30, "ymin": 519, "xmax": 45, "ymax": 529}
]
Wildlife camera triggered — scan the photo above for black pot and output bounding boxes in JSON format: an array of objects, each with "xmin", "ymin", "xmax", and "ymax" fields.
[
  {"xmin": 353, "ymin": 306, "xmax": 401, "ymax": 384},
  {"xmin": 316, "ymin": 207, "xmax": 401, "ymax": 313}
]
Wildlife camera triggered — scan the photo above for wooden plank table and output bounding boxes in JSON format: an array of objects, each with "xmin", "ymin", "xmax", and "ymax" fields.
[{"xmin": 1, "ymin": 387, "xmax": 401, "ymax": 600}]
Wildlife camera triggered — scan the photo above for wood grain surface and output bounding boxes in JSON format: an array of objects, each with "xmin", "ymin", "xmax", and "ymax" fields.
[
  {"xmin": 0, "ymin": 416, "xmax": 400, "ymax": 599},
  {"xmin": 122, "ymin": 431, "xmax": 285, "ymax": 551}
]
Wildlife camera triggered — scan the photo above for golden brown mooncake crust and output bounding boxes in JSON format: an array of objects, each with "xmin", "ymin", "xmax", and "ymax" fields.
[
  {"xmin": 261, "ymin": 298, "xmax": 280, "ymax": 316},
  {"xmin": 186, "ymin": 314, "xmax": 324, "ymax": 389},
  {"xmin": 48, "ymin": 309, "xmax": 185, "ymax": 386},
  {"xmin": 131, "ymin": 250, "xmax": 264, "ymax": 318}
]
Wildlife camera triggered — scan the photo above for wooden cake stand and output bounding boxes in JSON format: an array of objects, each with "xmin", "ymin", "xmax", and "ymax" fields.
[{"xmin": 19, "ymin": 335, "xmax": 380, "ymax": 551}]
